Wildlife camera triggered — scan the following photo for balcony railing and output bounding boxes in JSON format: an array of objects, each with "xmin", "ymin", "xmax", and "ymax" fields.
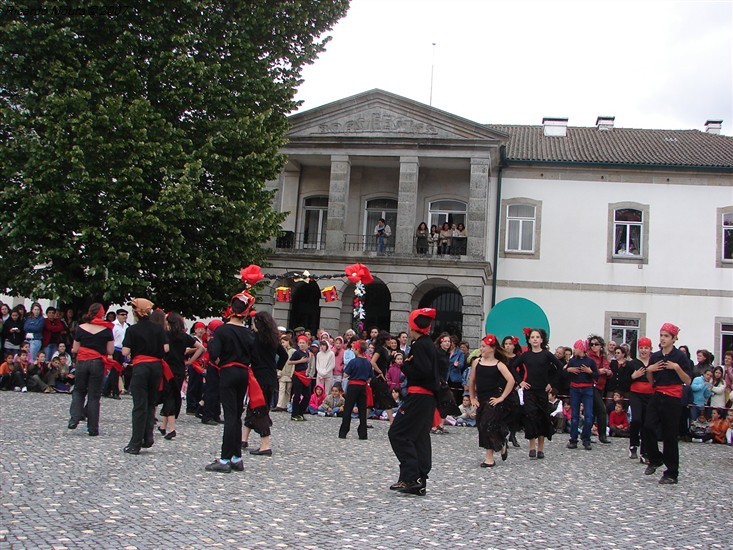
[{"xmin": 274, "ymin": 231, "xmax": 468, "ymax": 257}]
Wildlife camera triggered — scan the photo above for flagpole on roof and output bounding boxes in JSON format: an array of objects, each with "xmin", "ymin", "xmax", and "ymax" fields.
[{"xmin": 429, "ymin": 42, "xmax": 436, "ymax": 106}]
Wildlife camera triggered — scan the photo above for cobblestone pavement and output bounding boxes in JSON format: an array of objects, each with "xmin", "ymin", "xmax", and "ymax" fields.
[{"xmin": 1, "ymin": 392, "xmax": 731, "ymax": 549}]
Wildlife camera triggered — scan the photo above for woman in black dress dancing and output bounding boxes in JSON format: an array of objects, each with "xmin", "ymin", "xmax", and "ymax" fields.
[
  {"xmin": 468, "ymin": 334, "xmax": 515, "ymax": 467},
  {"xmin": 370, "ymin": 331, "xmax": 396, "ymax": 423}
]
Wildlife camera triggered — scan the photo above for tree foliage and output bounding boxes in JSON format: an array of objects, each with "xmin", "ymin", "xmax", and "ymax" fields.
[{"xmin": 0, "ymin": 1, "xmax": 349, "ymax": 316}]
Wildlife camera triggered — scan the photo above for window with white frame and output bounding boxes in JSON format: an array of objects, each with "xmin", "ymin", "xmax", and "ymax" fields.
[
  {"xmin": 607, "ymin": 202, "xmax": 649, "ymax": 264},
  {"xmin": 717, "ymin": 207, "xmax": 733, "ymax": 268},
  {"xmin": 302, "ymin": 196, "xmax": 328, "ymax": 249},
  {"xmin": 364, "ymin": 198, "xmax": 398, "ymax": 252},
  {"xmin": 428, "ymin": 200, "xmax": 466, "ymax": 230},
  {"xmin": 500, "ymin": 198, "xmax": 542, "ymax": 260},
  {"xmin": 605, "ymin": 312, "xmax": 646, "ymax": 357},
  {"xmin": 718, "ymin": 321, "xmax": 733, "ymax": 362}
]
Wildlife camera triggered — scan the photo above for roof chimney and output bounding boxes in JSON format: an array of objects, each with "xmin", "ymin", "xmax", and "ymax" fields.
[
  {"xmin": 596, "ymin": 116, "xmax": 615, "ymax": 131},
  {"xmin": 542, "ymin": 117, "xmax": 568, "ymax": 137},
  {"xmin": 705, "ymin": 120, "xmax": 722, "ymax": 134}
]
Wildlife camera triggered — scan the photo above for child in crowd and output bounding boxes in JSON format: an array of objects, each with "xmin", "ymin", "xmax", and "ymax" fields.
[
  {"xmin": 564, "ymin": 339, "xmax": 598, "ymax": 450},
  {"xmin": 307, "ymin": 384, "xmax": 326, "ymax": 414},
  {"xmin": 706, "ymin": 408, "xmax": 729, "ymax": 444},
  {"xmin": 455, "ymin": 394, "xmax": 477, "ymax": 427},
  {"xmin": 689, "ymin": 411, "xmax": 711, "ymax": 440},
  {"xmin": 0, "ymin": 353, "xmax": 14, "ymax": 390},
  {"xmin": 609, "ymin": 402, "xmax": 630, "ymax": 437},
  {"xmin": 386, "ymin": 352, "xmax": 405, "ymax": 397},
  {"xmin": 562, "ymin": 401, "xmax": 572, "ymax": 432},
  {"xmin": 726, "ymin": 410, "xmax": 733, "ymax": 445},
  {"xmin": 548, "ymin": 388, "xmax": 565, "ymax": 433},
  {"xmin": 318, "ymin": 384, "xmax": 345, "ymax": 417},
  {"xmin": 382, "ymin": 389, "xmax": 403, "ymax": 421},
  {"xmin": 605, "ymin": 391, "xmax": 627, "ymax": 416}
]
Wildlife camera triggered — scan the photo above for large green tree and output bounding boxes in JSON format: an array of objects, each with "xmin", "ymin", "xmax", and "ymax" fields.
[{"xmin": 0, "ymin": 1, "xmax": 349, "ymax": 316}]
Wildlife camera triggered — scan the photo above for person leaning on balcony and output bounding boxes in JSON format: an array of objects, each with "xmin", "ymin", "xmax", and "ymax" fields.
[
  {"xmin": 455, "ymin": 223, "xmax": 467, "ymax": 255},
  {"xmin": 374, "ymin": 218, "xmax": 391, "ymax": 255},
  {"xmin": 428, "ymin": 225, "xmax": 440, "ymax": 255},
  {"xmin": 415, "ymin": 222, "xmax": 429, "ymax": 255},
  {"xmin": 439, "ymin": 222, "xmax": 452, "ymax": 255}
]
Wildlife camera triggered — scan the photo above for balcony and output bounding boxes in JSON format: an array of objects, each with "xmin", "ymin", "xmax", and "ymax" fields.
[{"xmin": 273, "ymin": 231, "xmax": 469, "ymax": 258}]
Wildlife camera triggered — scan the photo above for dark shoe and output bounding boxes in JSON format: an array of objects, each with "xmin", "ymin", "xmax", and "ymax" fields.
[
  {"xmin": 644, "ymin": 462, "xmax": 663, "ymax": 475},
  {"xmin": 599, "ymin": 437, "xmax": 611, "ymax": 444},
  {"xmin": 215, "ymin": 418, "xmax": 225, "ymax": 424},
  {"xmin": 583, "ymin": 442, "xmax": 592, "ymax": 451},
  {"xmin": 68, "ymin": 420, "xmax": 78, "ymax": 430},
  {"xmin": 185, "ymin": 411, "xmax": 197, "ymax": 416},
  {"xmin": 358, "ymin": 436, "xmax": 368, "ymax": 440},
  {"xmin": 338, "ymin": 434, "xmax": 347, "ymax": 439},
  {"xmin": 230, "ymin": 459, "xmax": 244, "ymax": 472},
  {"xmin": 88, "ymin": 430, "xmax": 99, "ymax": 437},
  {"xmin": 509, "ymin": 432, "xmax": 520, "ymax": 448},
  {"xmin": 271, "ymin": 407, "xmax": 285, "ymax": 412},
  {"xmin": 629, "ymin": 446, "xmax": 638, "ymax": 460},
  {"xmin": 157, "ymin": 427, "xmax": 166, "ymax": 436},
  {"xmin": 112, "ymin": 395, "xmax": 121, "ymax": 400},
  {"xmin": 241, "ymin": 441, "xmax": 249, "ymax": 450},
  {"xmin": 480, "ymin": 461, "xmax": 496, "ymax": 468},
  {"xmin": 390, "ymin": 480, "xmax": 407, "ymax": 491},
  {"xmin": 658, "ymin": 474, "xmax": 678, "ymax": 485},
  {"xmin": 529, "ymin": 449, "xmax": 537, "ymax": 458},
  {"xmin": 164, "ymin": 430, "xmax": 176, "ymax": 440},
  {"xmin": 123, "ymin": 445, "xmax": 140, "ymax": 455},
  {"xmin": 566, "ymin": 441, "xmax": 578, "ymax": 449},
  {"xmin": 537, "ymin": 451, "xmax": 545, "ymax": 459},
  {"xmin": 397, "ymin": 478, "xmax": 426, "ymax": 496},
  {"xmin": 501, "ymin": 446, "xmax": 508, "ymax": 462},
  {"xmin": 141, "ymin": 439, "xmax": 154, "ymax": 448},
  {"xmin": 640, "ymin": 455, "xmax": 650, "ymax": 465},
  {"xmin": 249, "ymin": 448, "xmax": 273, "ymax": 456},
  {"xmin": 202, "ymin": 419, "xmax": 219, "ymax": 426},
  {"xmin": 205, "ymin": 460, "xmax": 231, "ymax": 473}
]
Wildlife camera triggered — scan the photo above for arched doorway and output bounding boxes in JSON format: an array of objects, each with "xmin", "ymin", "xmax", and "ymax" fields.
[
  {"xmin": 363, "ymin": 281, "xmax": 391, "ymax": 333},
  {"xmin": 289, "ymin": 281, "xmax": 321, "ymax": 332},
  {"xmin": 419, "ymin": 287, "xmax": 463, "ymax": 339}
]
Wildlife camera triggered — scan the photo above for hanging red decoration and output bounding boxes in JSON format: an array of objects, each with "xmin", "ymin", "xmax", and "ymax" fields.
[
  {"xmin": 276, "ymin": 287, "xmax": 292, "ymax": 302},
  {"xmin": 321, "ymin": 286, "xmax": 338, "ymax": 302},
  {"xmin": 240, "ymin": 264, "xmax": 265, "ymax": 286},
  {"xmin": 344, "ymin": 263, "xmax": 374, "ymax": 285}
]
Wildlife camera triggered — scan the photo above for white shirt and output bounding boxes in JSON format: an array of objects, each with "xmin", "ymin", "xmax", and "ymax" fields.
[{"xmin": 113, "ymin": 320, "xmax": 129, "ymax": 349}]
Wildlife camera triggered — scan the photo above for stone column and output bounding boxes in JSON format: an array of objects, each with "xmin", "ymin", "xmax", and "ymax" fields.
[
  {"xmin": 395, "ymin": 156, "xmax": 419, "ymax": 255},
  {"xmin": 326, "ymin": 155, "xmax": 351, "ymax": 252},
  {"xmin": 468, "ymin": 158, "xmax": 490, "ymax": 258}
]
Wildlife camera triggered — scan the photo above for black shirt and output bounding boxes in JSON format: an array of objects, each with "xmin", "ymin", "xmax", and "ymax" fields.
[
  {"xmin": 517, "ymin": 349, "xmax": 562, "ymax": 389},
  {"xmin": 207, "ymin": 323, "xmax": 255, "ymax": 367},
  {"xmin": 166, "ymin": 332, "xmax": 197, "ymax": 377},
  {"xmin": 74, "ymin": 326, "xmax": 114, "ymax": 355},
  {"xmin": 649, "ymin": 347, "xmax": 692, "ymax": 387},
  {"xmin": 290, "ymin": 349, "xmax": 309, "ymax": 372},
  {"xmin": 122, "ymin": 317, "xmax": 168, "ymax": 359},
  {"xmin": 403, "ymin": 334, "xmax": 440, "ymax": 393},
  {"xmin": 252, "ymin": 338, "xmax": 288, "ymax": 388}
]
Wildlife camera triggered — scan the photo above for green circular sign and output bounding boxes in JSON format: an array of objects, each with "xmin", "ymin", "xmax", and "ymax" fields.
[{"xmin": 485, "ymin": 297, "xmax": 550, "ymax": 341}]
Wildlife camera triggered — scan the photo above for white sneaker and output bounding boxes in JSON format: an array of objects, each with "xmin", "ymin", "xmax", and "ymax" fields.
[
  {"xmin": 21, "ymin": 386, "xmax": 27, "ymax": 392},
  {"xmin": 13, "ymin": 386, "xmax": 21, "ymax": 392}
]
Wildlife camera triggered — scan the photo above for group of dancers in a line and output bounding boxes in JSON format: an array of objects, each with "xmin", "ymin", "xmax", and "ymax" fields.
[{"xmin": 66, "ymin": 292, "xmax": 690, "ymax": 494}]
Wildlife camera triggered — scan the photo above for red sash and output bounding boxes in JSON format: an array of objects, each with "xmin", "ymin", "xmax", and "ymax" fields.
[
  {"xmin": 655, "ymin": 384, "xmax": 683, "ymax": 398},
  {"xmin": 570, "ymin": 382, "xmax": 593, "ymax": 388},
  {"xmin": 77, "ymin": 347, "xmax": 122, "ymax": 373},
  {"xmin": 132, "ymin": 354, "xmax": 173, "ymax": 390},
  {"xmin": 407, "ymin": 385, "xmax": 442, "ymax": 427},
  {"xmin": 630, "ymin": 380, "xmax": 654, "ymax": 394},
  {"xmin": 292, "ymin": 369, "xmax": 311, "ymax": 387},
  {"xmin": 220, "ymin": 361, "xmax": 266, "ymax": 409},
  {"xmin": 348, "ymin": 379, "xmax": 374, "ymax": 407}
]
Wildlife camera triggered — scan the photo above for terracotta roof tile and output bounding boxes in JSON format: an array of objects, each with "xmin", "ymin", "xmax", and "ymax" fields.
[{"xmin": 486, "ymin": 125, "xmax": 733, "ymax": 169}]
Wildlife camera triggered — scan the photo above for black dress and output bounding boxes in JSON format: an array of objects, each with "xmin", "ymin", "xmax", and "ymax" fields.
[
  {"xmin": 160, "ymin": 332, "xmax": 196, "ymax": 418},
  {"xmin": 516, "ymin": 350, "xmax": 561, "ymax": 440},
  {"xmin": 475, "ymin": 360, "xmax": 509, "ymax": 451},
  {"xmin": 370, "ymin": 345, "xmax": 396, "ymax": 410}
]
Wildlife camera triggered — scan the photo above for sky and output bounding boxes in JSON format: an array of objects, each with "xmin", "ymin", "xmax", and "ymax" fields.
[{"xmin": 294, "ymin": 0, "xmax": 733, "ymax": 135}]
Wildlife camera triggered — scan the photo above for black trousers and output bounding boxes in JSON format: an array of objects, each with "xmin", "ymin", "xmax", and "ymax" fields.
[
  {"xmin": 339, "ymin": 383, "xmax": 368, "ymax": 439},
  {"xmin": 628, "ymin": 391, "xmax": 651, "ymax": 454},
  {"xmin": 128, "ymin": 362, "xmax": 161, "ymax": 448},
  {"xmin": 643, "ymin": 392, "xmax": 683, "ymax": 479},
  {"xmin": 593, "ymin": 388, "xmax": 608, "ymax": 438},
  {"xmin": 291, "ymin": 376, "xmax": 311, "ymax": 418},
  {"xmin": 70, "ymin": 359, "xmax": 104, "ymax": 432},
  {"xmin": 103, "ymin": 368, "xmax": 120, "ymax": 397},
  {"xmin": 219, "ymin": 367, "xmax": 248, "ymax": 460},
  {"xmin": 202, "ymin": 365, "xmax": 221, "ymax": 422},
  {"xmin": 388, "ymin": 393, "xmax": 435, "ymax": 483},
  {"xmin": 186, "ymin": 366, "xmax": 204, "ymax": 413}
]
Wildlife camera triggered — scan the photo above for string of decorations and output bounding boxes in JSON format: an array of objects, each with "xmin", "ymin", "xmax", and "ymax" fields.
[{"xmin": 238, "ymin": 263, "xmax": 374, "ymax": 332}]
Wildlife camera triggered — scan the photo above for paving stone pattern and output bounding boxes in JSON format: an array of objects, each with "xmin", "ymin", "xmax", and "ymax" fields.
[{"xmin": 1, "ymin": 392, "xmax": 731, "ymax": 549}]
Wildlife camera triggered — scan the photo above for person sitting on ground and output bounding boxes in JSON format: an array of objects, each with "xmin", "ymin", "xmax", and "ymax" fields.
[
  {"xmin": 455, "ymin": 394, "xmax": 477, "ymax": 427},
  {"xmin": 26, "ymin": 351, "xmax": 54, "ymax": 393},
  {"xmin": 548, "ymin": 387, "xmax": 565, "ymax": 433},
  {"xmin": 725, "ymin": 410, "xmax": 733, "ymax": 445},
  {"xmin": 307, "ymin": 384, "xmax": 326, "ymax": 415},
  {"xmin": 609, "ymin": 402, "xmax": 630, "ymax": 437},
  {"xmin": 704, "ymin": 408, "xmax": 730, "ymax": 444},
  {"xmin": 562, "ymin": 401, "xmax": 572, "ymax": 432},
  {"xmin": 318, "ymin": 384, "xmax": 345, "ymax": 417},
  {"xmin": 0, "ymin": 352, "xmax": 14, "ymax": 390},
  {"xmin": 54, "ymin": 353, "xmax": 74, "ymax": 392},
  {"xmin": 689, "ymin": 410, "xmax": 711, "ymax": 440},
  {"xmin": 605, "ymin": 391, "xmax": 628, "ymax": 416}
]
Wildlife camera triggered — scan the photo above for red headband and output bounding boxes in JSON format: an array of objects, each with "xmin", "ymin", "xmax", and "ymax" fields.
[
  {"xmin": 638, "ymin": 337, "xmax": 652, "ymax": 348},
  {"xmin": 207, "ymin": 319, "xmax": 224, "ymax": 332},
  {"xmin": 408, "ymin": 308, "xmax": 436, "ymax": 334},
  {"xmin": 660, "ymin": 323, "xmax": 679, "ymax": 337}
]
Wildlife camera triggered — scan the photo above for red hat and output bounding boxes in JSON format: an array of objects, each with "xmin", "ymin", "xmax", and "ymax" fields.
[
  {"xmin": 408, "ymin": 308, "xmax": 436, "ymax": 334},
  {"xmin": 482, "ymin": 334, "xmax": 497, "ymax": 346},
  {"xmin": 296, "ymin": 335, "xmax": 310, "ymax": 344},
  {"xmin": 207, "ymin": 319, "xmax": 224, "ymax": 332},
  {"xmin": 193, "ymin": 321, "xmax": 206, "ymax": 331},
  {"xmin": 660, "ymin": 323, "xmax": 679, "ymax": 337},
  {"xmin": 638, "ymin": 337, "xmax": 652, "ymax": 348},
  {"xmin": 229, "ymin": 290, "xmax": 255, "ymax": 318},
  {"xmin": 573, "ymin": 339, "xmax": 587, "ymax": 352}
]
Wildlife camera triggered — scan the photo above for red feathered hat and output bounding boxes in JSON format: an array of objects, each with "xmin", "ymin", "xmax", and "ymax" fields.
[{"xmin": 408, "ymin": 308, "xmax": 436, "ymax": 335}]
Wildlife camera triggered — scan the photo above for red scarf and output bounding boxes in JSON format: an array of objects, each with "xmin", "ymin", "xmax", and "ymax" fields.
[
  {"xmin": 347, "ymin": 380, "xmax": 374, "ymax": 407},
  {"xmin": 219, "ymin": 361, "xmax": 266, "ymax": 409},
  {"xmin": 77, "ymin": 347, "xmax": 122, "ymax": 373},
  {"xmin": 131, "ymin": 355, "xmax": 173, "ymax": 391},
  {"xmin": 90, "ymin": 307, "xmax": 114, "ymax": 330}
]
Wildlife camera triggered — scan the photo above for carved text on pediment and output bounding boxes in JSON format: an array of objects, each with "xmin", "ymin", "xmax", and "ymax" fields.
[{"xmin": 316, "ymin": 112, "xmax": 439, "ymax": 135}]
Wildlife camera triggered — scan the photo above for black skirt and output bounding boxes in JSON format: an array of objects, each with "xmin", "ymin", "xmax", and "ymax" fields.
[
  {"xmin": 370, "ymin": 376, "xmax": 396, "ymax": 410},
  {"xmin": 477, "ymin": 398, "xmax": 509, "ymax": 451},
  {"xmin": 523, "ymin": 389, "xmax": 553, "ymax": 440}
]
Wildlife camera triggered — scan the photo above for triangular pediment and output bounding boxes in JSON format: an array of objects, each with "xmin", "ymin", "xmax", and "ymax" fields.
[{"xmin": 287, "ymin": 89, "xmax": 508, "ymax": 142}]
